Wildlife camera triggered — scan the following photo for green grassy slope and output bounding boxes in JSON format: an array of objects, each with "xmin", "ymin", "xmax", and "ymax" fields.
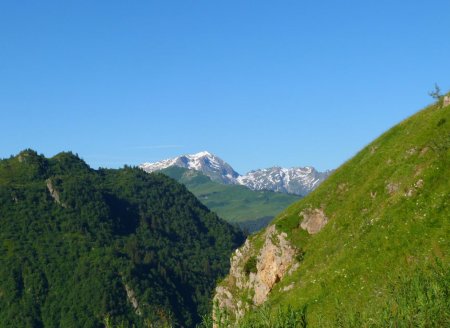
[
  {"xmin": 240, "ymin": 100, "xmax": 450, "ymax": 326},
  {"xmin": 161, "ymin": 167, "xmax": 300, "ymax": 232}
]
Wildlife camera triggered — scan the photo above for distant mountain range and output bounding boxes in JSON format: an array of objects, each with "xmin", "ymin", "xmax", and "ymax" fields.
[
  {"xmin": 140, "ymin": 151, "xmax": 331, "ymax": 196},
  {"xmin": 159, "ymin": 166, "xmax": 299, "ymax": 233}
]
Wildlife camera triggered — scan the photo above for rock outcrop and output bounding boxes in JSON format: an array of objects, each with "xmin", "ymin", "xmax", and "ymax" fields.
[
  {"xmin": 46, "ymin": 179, "xmax": 61, "ymax": 205},
  {"xmin": 443, "ymin": 95, "xmax": 450, "ymax": 107},
  {"xmin": 252, "ymin": 225, "xmax": 297, "ymax": 305},
  {"xmin": 125, "ymin": 284, "xmax": 141, "ymax": 316},
  {"xmin": 386, "ymin": 181, "xmax": 400, "ymax": 195},
  {"xmin": 213, "ymin": 225, "xmax": 298, "ymax": 324},
  {"xmin": 299, "ymin": 208, "xmax": 329, "ymax": 234}
]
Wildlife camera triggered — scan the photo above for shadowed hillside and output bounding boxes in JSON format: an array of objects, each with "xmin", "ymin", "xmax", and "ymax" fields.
[{"xmin": 0, "ymin": 150, "xmax": 244, "ymax": 327}]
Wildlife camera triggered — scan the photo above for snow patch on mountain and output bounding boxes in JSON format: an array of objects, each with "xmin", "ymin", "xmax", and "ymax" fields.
[
  {"xmin": 140, "ymin": 151, "xmax": 240, "ymax": 184},
  {"xmin": 139, "ymin": 151, "xmax": 331, "ymax": 195},
  {"xmin": 237, "ymin": 166, "xmax": 330, "ymax": 196}
]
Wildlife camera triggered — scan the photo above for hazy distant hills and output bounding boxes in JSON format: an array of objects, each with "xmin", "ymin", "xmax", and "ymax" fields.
[{"xmin": 140, "ymin": 151, "xmax": 330, "ymax": 196}]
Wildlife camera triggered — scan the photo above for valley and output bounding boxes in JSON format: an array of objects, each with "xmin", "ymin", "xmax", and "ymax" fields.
[
  {"xmin": 160, "ymin": 166, "xmax": 300, "ymax": 233},
  {"xmin": 1, "ymin": 98, "xmax": 448, "ymax": 327},
  {"xmin": 2, "ymin": 2, "xmax": 449, "ymax": 327}
]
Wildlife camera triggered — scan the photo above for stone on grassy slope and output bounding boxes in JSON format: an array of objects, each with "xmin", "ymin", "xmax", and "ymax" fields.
[
  {"xmin": 299, "ymin": 208, "xmax": 329, "ymax": 234},
  {"xmin": 443, "ymin": 95, "xmax": 450, "ymax": 107}
]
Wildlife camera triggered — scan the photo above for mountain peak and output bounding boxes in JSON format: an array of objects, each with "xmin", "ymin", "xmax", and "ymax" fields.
[
  {"xmin": 140, "ymin": 151, "xmax": 240, "ymax": 184},
  {"xmin": 140, "ymin": 152, "xmax": 330, "ymax": 195},
  {"xmin": 190, "ymin": 150, "xmax": 213, "ymax": 158},
  {"xmin": 236, "ymin": 166, "xmax": 328, "ymax": 196}
]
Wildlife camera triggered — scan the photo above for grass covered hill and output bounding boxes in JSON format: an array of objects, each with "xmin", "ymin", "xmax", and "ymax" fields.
[
  {"xmin": 161, "ymin": 167, "xmax": 300, "ymax": 233},
  {"xmin": 0, "ymin": 150, "xmax": 245, "ymax": 327},
  {"xmin": 214, "ymin": 98, "xmax": 449, "ymax": 327}
]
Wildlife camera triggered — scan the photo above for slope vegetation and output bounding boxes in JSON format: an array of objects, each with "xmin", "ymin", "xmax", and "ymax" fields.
[
  {"xmin": 214, "ymin": 98, "xmax": 450, "ymax": 327},
  {"xmin": 161, "ymin": 166, "xmax": 299, "ymax": 232},
  {"xmin": 0, "ymin": 150, "xmax": 244, "ymax": 327}
]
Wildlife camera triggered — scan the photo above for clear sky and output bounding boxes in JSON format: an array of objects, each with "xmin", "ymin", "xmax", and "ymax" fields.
[{"xmin": 1, "ymin": 1, "xmax": 449, "ymax": 173}]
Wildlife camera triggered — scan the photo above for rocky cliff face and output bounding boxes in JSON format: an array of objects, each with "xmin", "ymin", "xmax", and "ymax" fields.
[
  {"xmin": 213, "ymin": 206, "xmax": 331, "ymax": 325},
  {"xmin": 213, "ymin": 225, "xmax": 300, "ymax": 325},
  {"xmin": 46, "ymin": 178, "xmax": 66, "ymax": 207}
]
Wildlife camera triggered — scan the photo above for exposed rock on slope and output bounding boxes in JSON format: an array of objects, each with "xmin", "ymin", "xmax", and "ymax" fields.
[
  {"xmin": 124, "ymin": 284, "xmax": 141, "ymax": 316},
  {"xmin": 299, "ymin": 208, "xmax": 329, "ymax": 234},
  {"xmin": 213, "ymin": 225, "xmax": 300, "ymax": 323},
  {"xmin": 46, "ymin": 178, "xmax": 61, "ymax": 204},
  {"xmin": 252, "ymin": 225, "xmax": 298, "ymax": 305}
]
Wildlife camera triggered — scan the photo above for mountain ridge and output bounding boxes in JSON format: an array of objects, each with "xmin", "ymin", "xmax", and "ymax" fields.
[
  {"xmin": 237, "ymin": 166, "xmax": 330, "ymax": 196},
  {"xmin": 160, "ymin": 166, "xmax": 300, "ymax": 233},
  {"xmin": 140, "ymin": 152, "xmax": 330, "ymax": 196}
]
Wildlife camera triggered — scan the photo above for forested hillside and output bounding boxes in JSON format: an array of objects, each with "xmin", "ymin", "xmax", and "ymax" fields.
[{"xmin": 0, "ymin": 150, "xmax": 244, "ymax": 327}]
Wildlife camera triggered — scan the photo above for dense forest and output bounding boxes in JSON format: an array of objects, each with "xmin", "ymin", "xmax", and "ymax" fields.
[{"xmin": 0, "ymin": 150, "xmax": 245, "ymax": 327}]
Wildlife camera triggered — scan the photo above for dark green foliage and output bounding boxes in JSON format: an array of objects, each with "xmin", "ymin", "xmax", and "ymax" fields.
[
  {"xmin": 428, "ymin": 83, "xmax": 442, "ymax": 99},
  {"xmin": 0, "ymin": 151, "xmax": 245, "ymax": 327},
  {"xmin": 294, "ymin": 249, "xmax": 305, "ymax": 263},
  {"xmin": 243, "ymin": 256, "xmax": 257, "ymax": 276}
]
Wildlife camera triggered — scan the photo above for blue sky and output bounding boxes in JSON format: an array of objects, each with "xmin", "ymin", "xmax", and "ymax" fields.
[{"xmin": 1, "ymin": 1, "xmax": 449, "ymax": 173}]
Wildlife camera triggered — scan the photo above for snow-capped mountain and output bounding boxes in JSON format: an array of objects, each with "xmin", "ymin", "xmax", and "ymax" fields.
[
  {"xmin": 237, "ymin": 166, "xmax": 330, "ymax": 196},
  {"xmin": 139, "ymin": 151, "xmax": 331, "ymax": 195},
  {"xmin": 139, "ymin": 151, "xmax": 240, "ymax": 184}
]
